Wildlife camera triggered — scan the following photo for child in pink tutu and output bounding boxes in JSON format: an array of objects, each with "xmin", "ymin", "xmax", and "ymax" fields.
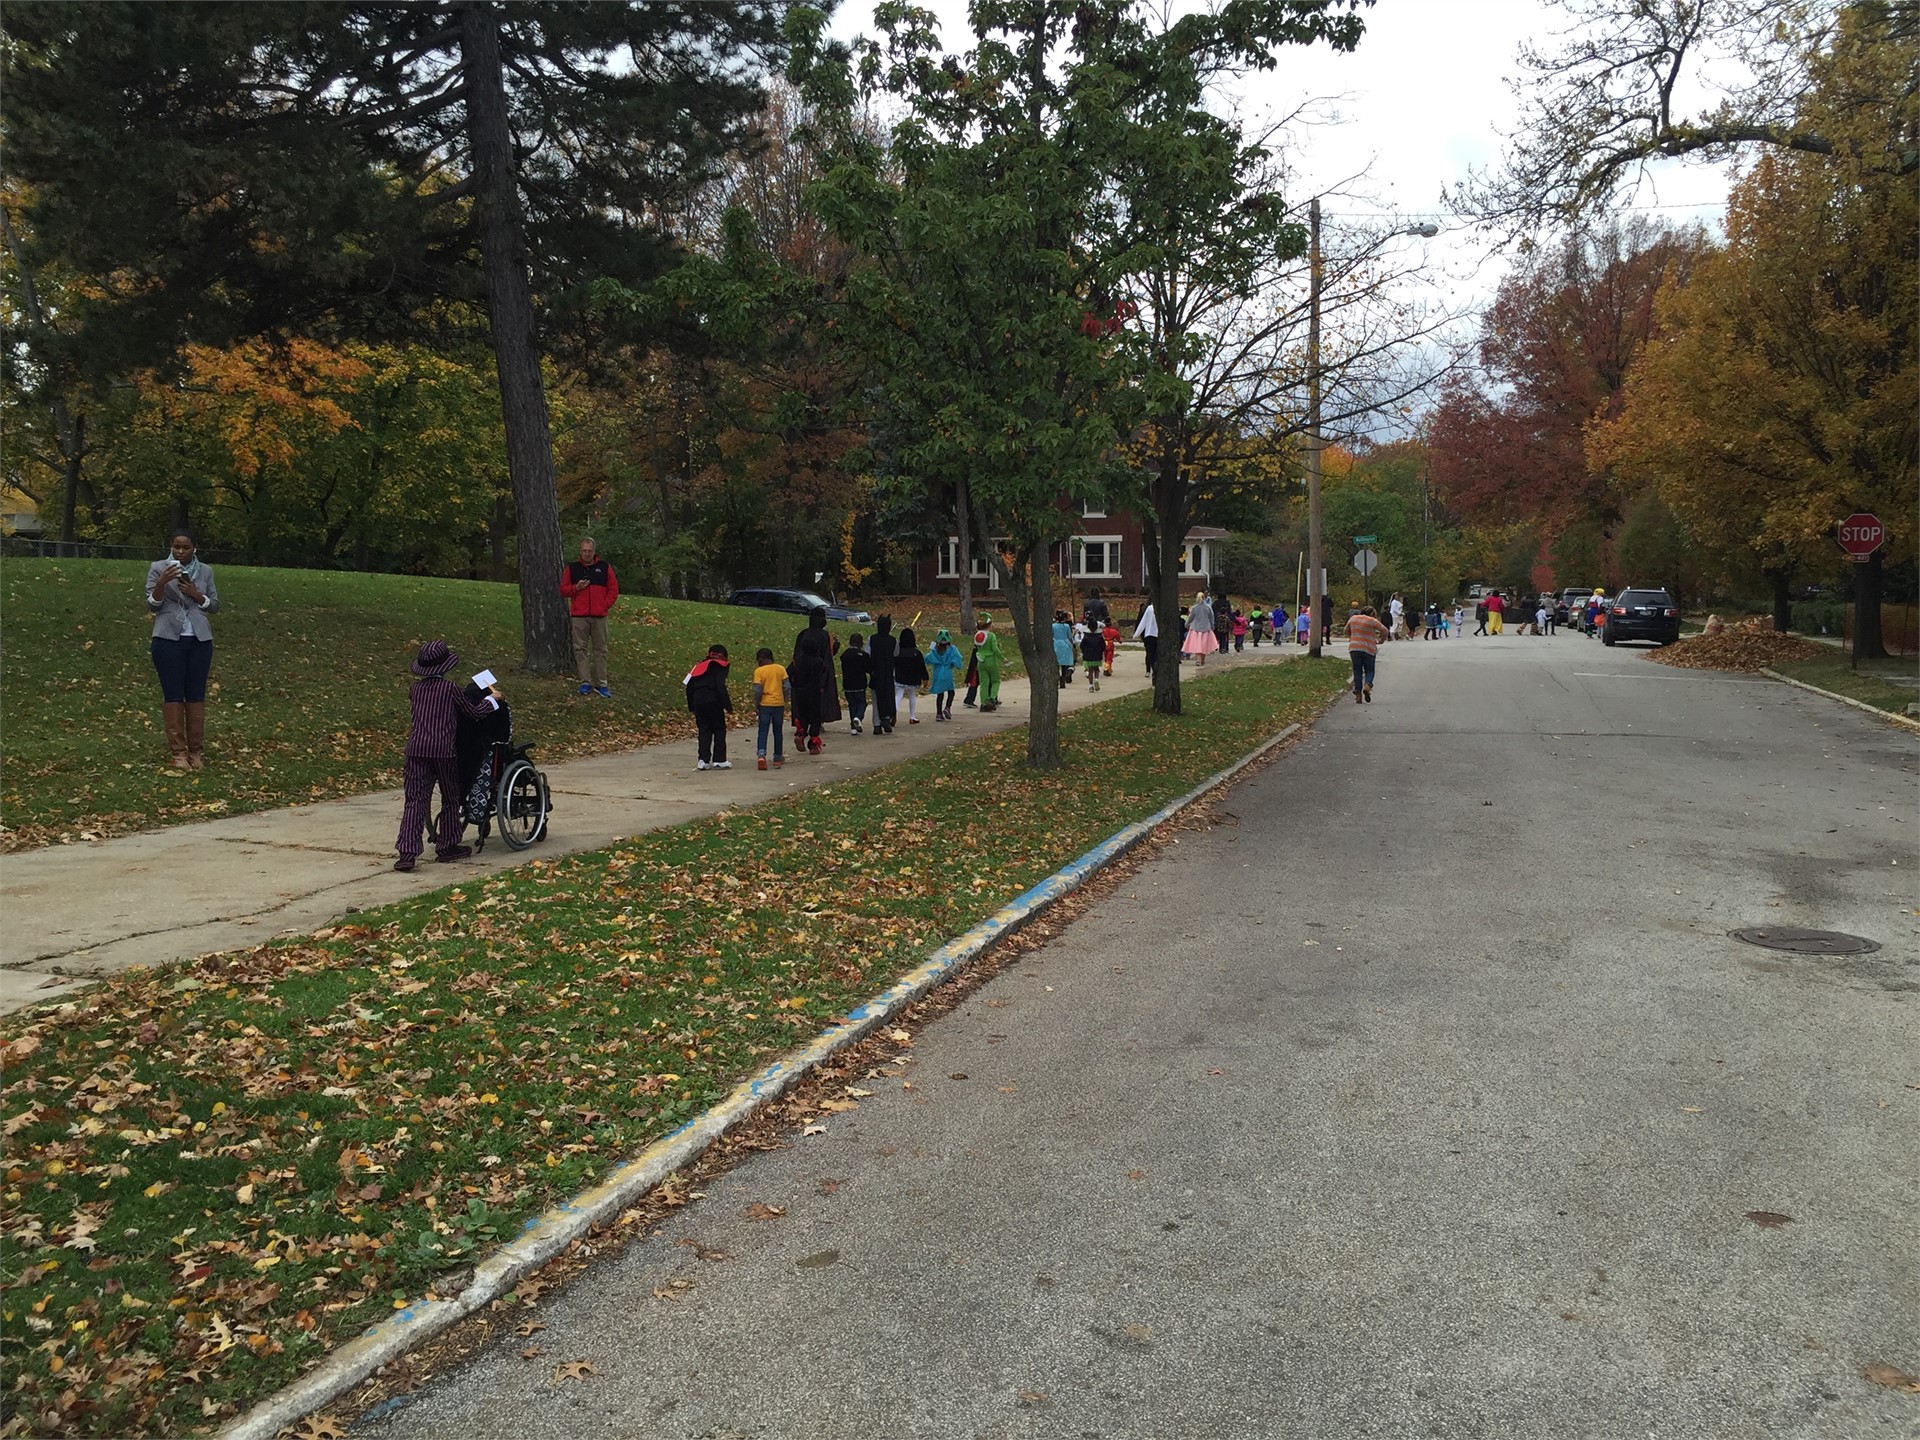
[{"xmin": 1182, "ymin": 593, "xmax": 1219, "ymax": 666}]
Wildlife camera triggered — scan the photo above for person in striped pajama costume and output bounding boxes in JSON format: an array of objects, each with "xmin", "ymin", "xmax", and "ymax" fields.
[{"xmin": 395, "ymin": 640, "xmax": 501, "ymax": 871}]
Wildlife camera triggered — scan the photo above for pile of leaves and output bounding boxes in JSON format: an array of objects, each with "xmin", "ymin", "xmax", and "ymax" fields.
[
  {"xmin": 0, "ymin": 660, "xmax": 1344, "ymax": 1436},
  {"xmin": 1648, "ymin": 620, "xmax": 1828, "ymax": 673}
]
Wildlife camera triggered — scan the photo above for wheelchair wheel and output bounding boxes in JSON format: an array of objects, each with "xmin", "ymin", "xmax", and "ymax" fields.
[{"xmin": 496, "ymin": 758, "xmax": 549, "ymax": 851}]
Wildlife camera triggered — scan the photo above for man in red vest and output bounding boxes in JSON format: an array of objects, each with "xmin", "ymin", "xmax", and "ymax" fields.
[{"xmin": 561, "ymin": 537, "xmax": 619, "ymax": 696}]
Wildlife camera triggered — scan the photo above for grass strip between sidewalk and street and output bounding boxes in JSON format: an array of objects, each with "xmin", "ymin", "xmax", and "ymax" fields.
[
  {"xmin": 1766, "ymin": 651, "xmax": 1918, "ymax": 716},
  {"xmin": 0, "ymin": 658, "xmax": 1344, "ymax": 1438}
]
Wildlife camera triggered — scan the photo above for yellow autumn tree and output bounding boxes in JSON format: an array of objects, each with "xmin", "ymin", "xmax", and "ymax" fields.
[{"xmin": 1591, "ymin": 5, "xmax": 1917, "ymax": 640}]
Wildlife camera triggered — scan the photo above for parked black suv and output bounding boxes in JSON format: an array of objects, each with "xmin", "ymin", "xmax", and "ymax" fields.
[
  {"xmin": 1601, "ymin": 587, "xmax": 1681, "ymax": 646},
  {"xmin": 725, "ymin": 587, "xmax": 874, "ymax": 624}
]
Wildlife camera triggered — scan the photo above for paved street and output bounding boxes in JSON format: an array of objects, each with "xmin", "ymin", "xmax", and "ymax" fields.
[
  {"xmin": 372, "ymin": 632, "xmax": 1920, "ymax": 1440},
  {"xmin": 0, "ymin": 642, "xmax": 1291, "ymax": 1011}
]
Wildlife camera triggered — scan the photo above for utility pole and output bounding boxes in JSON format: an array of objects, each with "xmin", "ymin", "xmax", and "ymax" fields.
[
  {"xmin": 1306, "ymin": 196, "xmax": 1325, "ymax": 658},
  {"xmin": 1421, "ymin": 465, "xmax": 1430, "ymax": 615}
]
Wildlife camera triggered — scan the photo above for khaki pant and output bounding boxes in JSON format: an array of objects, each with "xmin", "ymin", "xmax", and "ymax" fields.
[{"xmin": 571, "ymin": 615, "xmax": 609, "ymax": 687}]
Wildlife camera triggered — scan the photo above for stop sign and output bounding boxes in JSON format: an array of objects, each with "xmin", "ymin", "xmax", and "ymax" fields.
[{"xmin": 1836, "ymin": 512, "xmax": 1884, "ymax": 559}]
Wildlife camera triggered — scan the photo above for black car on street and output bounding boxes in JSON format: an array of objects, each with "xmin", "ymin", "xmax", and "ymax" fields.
[{"xmin": 1601, "ymin": 587, "xmax": 1682, "ymax": 646}]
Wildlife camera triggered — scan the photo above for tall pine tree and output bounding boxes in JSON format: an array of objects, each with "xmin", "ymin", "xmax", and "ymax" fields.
[{"xmin": 3, "ymin": 1, "xmax": 790, "ymax": 669}]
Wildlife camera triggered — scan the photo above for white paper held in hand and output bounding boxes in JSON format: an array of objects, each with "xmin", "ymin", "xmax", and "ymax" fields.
[{"xmin": 471, "ymin": 669, "xmax": 497, "ymax": 689}]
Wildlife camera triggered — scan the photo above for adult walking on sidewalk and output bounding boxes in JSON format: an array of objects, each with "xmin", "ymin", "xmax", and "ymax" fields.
[
  {"xmin": 145, "ymin": 530, "xmax": 221, "ymax": 770},
  {"xmin": 560, "ymin": 537, "xmax": 618, "ymax": 697},
  {"xmin": 789, "ymin": 607, "xmax": 841, "ymax": 754},
  {"xmin": 1183, "ymin": 592, "xmax": 1218, "ymax": 666},
  {"xmin": 1134, "ymin": 601, "xmax": 1160, "ymax": 678},
  {"xmin": 1344, "ymin": 605, "xmax": 1388, "ymax": 704},
  {"xmin": 394, "ymin": 640, "xmax": 500, "ymax": 870}
]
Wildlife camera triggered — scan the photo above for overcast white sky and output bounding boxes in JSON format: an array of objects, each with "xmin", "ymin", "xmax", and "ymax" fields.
[{"xmin": 825, "ymin": 0, "xmax": 1740, "ymax": 311}]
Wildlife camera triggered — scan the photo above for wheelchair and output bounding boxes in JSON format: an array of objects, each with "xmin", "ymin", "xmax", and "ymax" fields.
[{"xmin": 456, "ymin": 696, "xmax": 551, "ymax": 853}]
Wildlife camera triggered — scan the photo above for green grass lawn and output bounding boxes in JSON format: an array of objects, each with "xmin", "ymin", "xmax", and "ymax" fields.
[
  {"xmin": 1769, "ymin": 649, "xmax": 1919, "ymax": 714},
  {"xmin": 0, "ymin": 561, "xmax": 1014, "ymax": 850},
  {"xmin": 0, "ymin": 659, "xmax": 1343, "ymax": 1437}
]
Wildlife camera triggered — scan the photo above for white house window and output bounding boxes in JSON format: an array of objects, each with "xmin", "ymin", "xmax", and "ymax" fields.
[
  {"xmin": 1150, "ymin": 541, "xmax": 1211, "ymax": 577},
  {"xmin": 1072, "ymin": 536, "xmax": 1123, "ymax": 578},
  {"xmin": 944, "ymin": 536, "xmax": 1004, "ymax": 588},
  {"xmin": 1079, "ymin": 498, "xmax": 1107, "ymax": 519}
]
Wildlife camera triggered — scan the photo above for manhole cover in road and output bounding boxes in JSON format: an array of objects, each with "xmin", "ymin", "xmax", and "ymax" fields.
[{"xmin": 1729, "ymin": 927, "xmax": 1881, "ymax": 956}]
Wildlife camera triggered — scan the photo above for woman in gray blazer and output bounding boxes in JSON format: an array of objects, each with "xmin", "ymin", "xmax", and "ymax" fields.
[{"xmin": 145, "ymin": 531, "xmax": 220, "ymax": 769}]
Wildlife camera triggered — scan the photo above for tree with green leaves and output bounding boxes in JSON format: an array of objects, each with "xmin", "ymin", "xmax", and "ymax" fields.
[
  {"xmin": 792, "ymin": 0, "xmax": 1383, "ymax": 756},
  {"xmin": 792, "ymin": 0, "xmax": 1146, "ymax": 766},
  {"xmin": 2, "ymin": 1, "xmax": 787, "ymax": 668}
]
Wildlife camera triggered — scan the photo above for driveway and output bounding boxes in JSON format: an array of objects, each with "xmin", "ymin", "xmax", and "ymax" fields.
[{"xmin": 369, "ymin": 633, "xmax": 1920, "ymax": 1439}]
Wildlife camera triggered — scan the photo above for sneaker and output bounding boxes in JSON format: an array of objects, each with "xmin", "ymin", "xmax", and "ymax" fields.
[
  {"xmin": 758, "ymin": 757, "xmax": 768, "ymax": 770},
  {"xmin": 577, "ymin": 683, "xmax": 593, "ymax": 695},
  {"xmin": 1363, "ymin": 684, "xmax": 1373, "ymax": 702},
  {"xmin": 435, "ymin": 844, "xmax": 473, "ymax": 863},
  {"xmin": 393, "ymin": 857, "xmax": 416, "ymax": 872},
  {"xmin": 773, "ymin": 758, "xmax": 784, "ymax": 768},
  {"xmin": 697, "ymin": 760, "xmax": 710, "ymax": 770},
  {"xmin": 714, "ymin": 760, "xmax": 732, "ymax": 769},
  {"xmin": 595, "ymin": 686, "xmax": 611, "ymax": 698},
  {"xmin": 851, "ymin": 720, "xmax": 862, "ymax": 733},
  {"xmin": 909, "ymin": 717, "xmax": 920, "ymax": 724}
]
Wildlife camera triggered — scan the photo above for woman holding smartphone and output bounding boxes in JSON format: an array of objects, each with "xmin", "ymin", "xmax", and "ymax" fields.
[{"xmin": 144, "ymin": 531, "xmax": 220, "ymax": 769}]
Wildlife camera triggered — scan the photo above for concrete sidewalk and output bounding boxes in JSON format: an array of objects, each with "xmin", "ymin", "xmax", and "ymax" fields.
[{"xmin": 0, "ymin": 642, "xmax": 1307, "ymax": 1012}]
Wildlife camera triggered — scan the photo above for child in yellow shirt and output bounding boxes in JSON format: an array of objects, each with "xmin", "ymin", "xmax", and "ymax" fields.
[{"xmin": 751, "ymin": 647, "xmax": 790, "ymax": 770}]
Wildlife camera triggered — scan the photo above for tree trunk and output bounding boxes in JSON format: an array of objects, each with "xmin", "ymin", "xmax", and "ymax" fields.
[
  {"xmin": 1146, "ymin": 453, "xmax": 1185, "ymax": 717},
  {"xmin": 1766, "ymin": 566, "xmax": 1793, "ymax": 632},
  {"xmin": 460, "ymin": 3, "xmax": 570, "ymax": 673},
  {"xmin": 954, "ymin": 474, "xmax": 975, "ymax": 637},
  {"xmin": 1852, "ymin": 550, "xmax": 1886, "ymax": 662},
  {"xmin": 490, "ymin": 490, "xmax": 510, "ymax": 581},
  {"xmin": 58, "ymin": 412, "xmax": 84, "ymax": 545},
  {"xmin": 1305, "ymin": 195, "xmax": 1325, "ymax": 659},
  {"xmin": 998, "ymin": 537, "xmax": 1061, "ymax": 769}
]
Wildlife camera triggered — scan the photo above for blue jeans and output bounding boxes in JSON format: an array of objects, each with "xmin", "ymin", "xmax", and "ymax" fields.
[
  {"xmin": 152, "ymin": 636, "xmax": 214, "ymax": 703},
  {"xmin": 1350, "ymin": 650, "xmax": 1376, "ymax": 694},
  {"xmin": 756, "ymin": 705, "xmax": 785, "ymax": 759}
]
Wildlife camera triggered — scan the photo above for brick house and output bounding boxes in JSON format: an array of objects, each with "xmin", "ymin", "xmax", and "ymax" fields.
[{"xmin": 911, "ymin": 500, "xmax": 1228, "ymax": 598}]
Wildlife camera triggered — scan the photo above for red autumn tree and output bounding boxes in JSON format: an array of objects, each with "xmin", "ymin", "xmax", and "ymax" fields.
[{"xmin": 1427, "ymin": 219, "xmax": 1706, "ymax": 546}]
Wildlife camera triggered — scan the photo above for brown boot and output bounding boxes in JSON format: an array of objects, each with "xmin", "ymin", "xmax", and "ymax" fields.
[
  {"xmin": 163, "ymin": 703, "xmax": 190, "ymax": 768},
  {"xmin": 185, "ymin": 701, "xmax": 207, "ymax": 770}
]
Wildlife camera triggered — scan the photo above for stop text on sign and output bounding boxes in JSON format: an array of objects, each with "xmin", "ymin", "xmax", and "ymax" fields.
[{"xmin": 1836, "ymin": 513, "xmax": 1883, "ymax": 559}]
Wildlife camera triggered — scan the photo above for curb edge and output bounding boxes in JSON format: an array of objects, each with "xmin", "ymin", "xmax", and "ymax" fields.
[
  {"xmin": 216, "ymin": 718, "xmax": 1307, "ymax": 1440},
  {"xmin": 1759, "ymin": 669, "xmax": 1920, "ymax": 735}
]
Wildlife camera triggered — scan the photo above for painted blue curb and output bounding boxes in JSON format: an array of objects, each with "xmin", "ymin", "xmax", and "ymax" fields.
[{"xmin": 217, "ymin": 719, "xmax": 1304, "ymax": 1440}]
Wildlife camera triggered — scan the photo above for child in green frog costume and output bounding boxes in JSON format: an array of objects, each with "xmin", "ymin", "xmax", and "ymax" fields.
[{"xmin": 973, "ymin": 612, "xmax": 1005, "ymax": 711}]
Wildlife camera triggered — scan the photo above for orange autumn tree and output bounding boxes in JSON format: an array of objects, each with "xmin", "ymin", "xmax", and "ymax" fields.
[
  {"xmin": 1589, "ymin": 4, "xmax": 1917, "ymax": 642},
  {"xmin": 95, "ymin": 338, "xmax": 505, "ymax": 567}
]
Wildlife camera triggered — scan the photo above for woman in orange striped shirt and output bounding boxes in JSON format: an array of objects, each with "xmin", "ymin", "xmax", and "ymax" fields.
[{"xmin": 1344, "ymin": 605, "xmax": 1389, "ymax": 704}]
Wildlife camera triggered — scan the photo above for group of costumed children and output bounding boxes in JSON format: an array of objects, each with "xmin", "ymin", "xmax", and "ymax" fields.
[{"xmin": 679, "ymin": 610, "xmax": 1007, "ymax": 772}]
